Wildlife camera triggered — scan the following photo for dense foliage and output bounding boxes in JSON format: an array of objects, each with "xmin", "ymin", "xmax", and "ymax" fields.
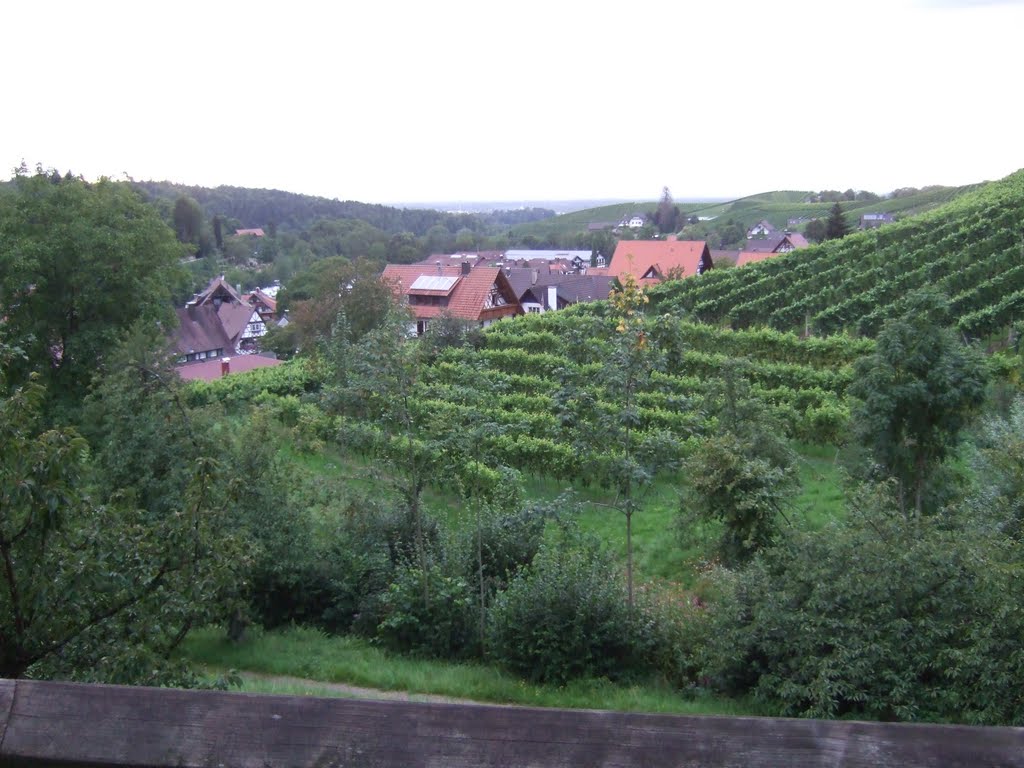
[{"xmin": 0, "ymin": 169, "xmax": 187, "ymax": 405}]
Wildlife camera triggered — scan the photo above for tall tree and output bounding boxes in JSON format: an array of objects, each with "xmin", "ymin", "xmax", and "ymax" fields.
[
  {"xmin": 848, "ymin": 290, "xmax": 988, "ymax": 514},
  {"xmin": 172, "ymin": 195, "xmax": 204, "ymax": 245},
  {"xmin": 804, "ymin": 218, "xmax": 827, "ymax": 243},
  {"xmin": 0, "ymin": 169, "xmax": 186, "ymax": 407},
  {"xmin": 825, "ymin": 202, "xmax": 849, "ymax": 240},
  {"xmin": 329, "ymin": 308, "xmax": 447, "ymax": 605},
  {"xmin": 275, "ymin": 256, "xmax": 394, "ymax": 355},
  {"xmin": 558, "ymin": 274, "xmax": 681, "ymax": 608},
  {"xmin": 0, "ymin": 333, "xmax": 245, "ymax": 682},
  {"xmin": 681, "ymin": 360, "xmax": 798, "ymax": 563},
  {"xmin": 653, "ymin": 186, "xmax": 680, "ymax": 234}
]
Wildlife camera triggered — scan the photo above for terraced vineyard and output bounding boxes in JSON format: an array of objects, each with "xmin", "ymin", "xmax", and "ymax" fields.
[
  {"xmin": 327, "ymin": 310, "xmax": 869, "ymax": 484},
  {"xmin": 651, "ymin": 170, "xmax": 1024, "ymax": 340},
  {"xmin": 227, "ymin": 172, "xmax": 1023, "ymax": 485}
]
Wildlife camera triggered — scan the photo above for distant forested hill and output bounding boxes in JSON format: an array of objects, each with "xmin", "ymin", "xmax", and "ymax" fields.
[{"xmin": 132, "ymin": 180, "xmax": 554, "ymax": 236}]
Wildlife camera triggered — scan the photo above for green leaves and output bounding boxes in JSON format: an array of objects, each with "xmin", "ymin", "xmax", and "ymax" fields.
[
  {"xmin": 849, "ymin": 290, "xmax": 988, "ymax": 514},
  {"xmin": 0, "ymin": 171, "xmax": 186, "ymax": 405}
]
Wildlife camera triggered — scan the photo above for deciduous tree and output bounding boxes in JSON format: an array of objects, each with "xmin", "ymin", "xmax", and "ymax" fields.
[
  {"xmin": 848, "ymin": 290, "xmax": 988, "ymax": 514},
  {"xmin": 0, "ymin": 169, "xmax": 186, "ymax": 407}
]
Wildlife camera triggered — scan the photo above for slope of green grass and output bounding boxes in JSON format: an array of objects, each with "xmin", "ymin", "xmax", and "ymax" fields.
[
  {"xmin": 507, "ymin": 183, "xmax": 980, "ymax": 242},
  {"xmin": 181, "ymin": 626, "xmax": 763, "ymax": 715}
]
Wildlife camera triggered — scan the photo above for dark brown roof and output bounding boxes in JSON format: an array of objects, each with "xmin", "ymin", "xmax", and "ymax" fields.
[
  {"xmin": 555, "ymin": 275, "xmax": 615, "ymax": 303},
  {"xmin": 218, "ymin": 303, "xmax": 258, "ymax": 344},
  {"xmin": 194, "ymin": 276, "xmax": 244, "ymax": 306},
  {"xmin": 743, "ymin": 233, "xmax": 810, "ymax": 253},
  {"xmin": 174, "ymin": 306, "xmax": 231, "ymax": 356}
]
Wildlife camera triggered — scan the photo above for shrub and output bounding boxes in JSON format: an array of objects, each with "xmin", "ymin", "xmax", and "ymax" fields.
[
  {"xmin": 631, "ymin": 581, "xmax": 708, "ymax": 690},
  {"xmin": 248, "ymin": 494, "xmax": 437, "ymax": 637},
  {"xmin": 375, "ymin": 566, "xmax": 478, "ymax": 659},
  {"xmin": 460, "ymin": 499, "xmax": 557, "ymax": 597},
  {"xmin": 700, "ymin": 498, "xmax": 1024, "ymax": 724},
  {"xmin": 486, "ymin": 529, "xmax": 636, "ymax": 684}
]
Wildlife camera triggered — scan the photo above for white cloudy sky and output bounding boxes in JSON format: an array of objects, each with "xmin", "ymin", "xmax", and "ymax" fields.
[{"xmin": 2, "ymin": 0, "xmax": 1022, "ymax": 203}]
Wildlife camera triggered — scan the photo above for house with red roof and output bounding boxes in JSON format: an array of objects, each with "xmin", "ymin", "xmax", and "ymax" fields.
[
  {"xmin": 599, "ymin": 237, "xmax": 713, "ymax": 286},
  {"xmin": 382, "ymin": 263, "xmax": 523, "ymax": 336},
  {"xmin": 245, "ymin": 288, "xmax": 278, "ymax": 323}
]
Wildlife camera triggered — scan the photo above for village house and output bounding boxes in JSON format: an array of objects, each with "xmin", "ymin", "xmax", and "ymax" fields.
[
  {"xmin": 502, "ymin": 265, "xmax": 615, "ymax": 313},
  {"xmin": 741, "ymin": 232, "xmax": 810, "ymax": 254},
  {"xmin": 595, "ymin": 237, "xmax": 713, "ymax": 286},
  {"xmin": 746, "ymin": 220, "xmax": 776, "ymax": 239},
  {"xmin": 860, "ymin": 212, "xmax": 896, "ymax": 229},
  {"xmin": 173, "ymin": 276, "xmax": 277, "ymax": 364},
  {"xmin": 618, "ymin": 214, "xmax": 647, "ymax": 229},
  {"xmin": 381, "ymin": 263, "xmax": 523, "ymax": 336}
]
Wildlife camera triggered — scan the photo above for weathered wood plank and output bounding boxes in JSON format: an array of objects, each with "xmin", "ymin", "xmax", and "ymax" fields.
[
  {"xmin": 0, "ymin": 679, "xmax": 14, "ymax": 753},
  {"xmin": 0, "ymin": 678, "xmax": 1022, "ymax": 768}
]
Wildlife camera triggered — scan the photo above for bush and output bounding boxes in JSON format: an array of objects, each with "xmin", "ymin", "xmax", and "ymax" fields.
[
  {"xmin": 248, "ymin": 493, "xmax": 438, "ymax": 637},
  {"xmin": 486, "ymin": 529, "xmax": 636, "ymax": 684},
  {"xmin": 375, "ymin": 565, "xmax": 478, "ymax": 659},
  {"xmin": 631, "ymin": 581, "xmax": 708, "ymax": 690},
  {"xmin": 460, "ymin": 499, "xmax": 557, "ymax": 597},
  {"xmin": 700, "ymin": 497, "xmax": 1024, "ymax": 724}
]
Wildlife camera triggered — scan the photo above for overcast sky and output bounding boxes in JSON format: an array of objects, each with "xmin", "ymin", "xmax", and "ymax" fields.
[{"xmin": 3, "ymin": 0, "xmax": 1022, "ymax": 204}]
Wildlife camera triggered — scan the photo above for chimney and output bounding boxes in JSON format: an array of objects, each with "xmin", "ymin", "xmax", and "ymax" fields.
[
  {"xmin": 667, "ymin": 234, "xmax": 678, "ymax": 242},
  {"xmin": 436, "ymin": 260, "xmax": 443, "ymax": 275},
  {"xmin": 532, "ymin": 269, "xmax": 538, "ymax": 285},
  {"xmin": 461, "ymin": 260, "xmax": 471, "ymax": 275},
  {"xmin": 221, "ymin": 357, "xmax": 231, "ymax": 377},
  {"xmin": 547, "ymin": 285, "xmax": 558, "ymax": 312}
]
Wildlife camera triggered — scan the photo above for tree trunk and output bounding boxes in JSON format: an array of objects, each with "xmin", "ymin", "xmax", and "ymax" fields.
[{"xmin": 626, "ymin": 506, "xmax": 634, "ymax": 611}]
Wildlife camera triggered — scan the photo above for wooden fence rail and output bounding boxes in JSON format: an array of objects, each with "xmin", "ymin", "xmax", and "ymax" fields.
[{"xmin": 1, "ymin": 678, "xmax": 1023, "ymax": 767}]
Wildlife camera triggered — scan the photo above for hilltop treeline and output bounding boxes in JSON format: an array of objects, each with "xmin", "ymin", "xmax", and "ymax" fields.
[{"xmin": 133, "ymin": 180, "xmax": 555, "ymax": 236}]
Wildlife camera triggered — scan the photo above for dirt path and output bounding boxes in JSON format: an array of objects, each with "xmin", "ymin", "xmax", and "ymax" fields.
[{"xmin": 236, "ymin": 671, "xmax": 488, "ymax": 706}]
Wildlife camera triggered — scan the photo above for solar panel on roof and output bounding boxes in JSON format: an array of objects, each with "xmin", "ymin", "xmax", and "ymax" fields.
[{"xmin": 409, "ymin": 275, "xmax": 460, "ymax": 292}]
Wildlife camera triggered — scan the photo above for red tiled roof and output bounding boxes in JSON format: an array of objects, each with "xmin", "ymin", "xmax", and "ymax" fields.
[
  {"xmin": 176, "ymin": 354, "xmax": 283, "ymax": 381},
  {"xmin": 607, "ymin": 240, "xmax": 711, "ymax": 285},
  {"xmin": 247, "ymin": 290, "xmax": 277, "ymax": 312},
  {"xmin": 382, "ymin": 265, "xmax": 522, "ymax": 322},
  {"xmin": 736, "ymin": 251, "xmax": 778, "ymax": 267}
]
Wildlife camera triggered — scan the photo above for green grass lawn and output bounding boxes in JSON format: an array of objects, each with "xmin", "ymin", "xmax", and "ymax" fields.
[{"xmin": 181, "ymin": 626, "xmax": 762, "ymax": 717}]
